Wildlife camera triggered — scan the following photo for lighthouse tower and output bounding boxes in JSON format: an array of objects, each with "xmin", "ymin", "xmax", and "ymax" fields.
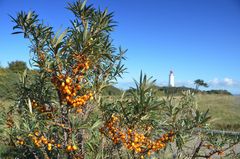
[{"xmin": 169, "ymin": 70, "xmax": 175, "ymax": 87}]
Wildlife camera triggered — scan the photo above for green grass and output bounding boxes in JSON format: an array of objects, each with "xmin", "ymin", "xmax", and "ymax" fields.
[{"xmin": 196, "ymin": 94, "xmax": 240, "ymax": 130}]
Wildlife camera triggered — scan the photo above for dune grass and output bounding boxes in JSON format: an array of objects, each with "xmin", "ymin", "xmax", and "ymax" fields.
[{"xmin": 196, "ymin": 94, "xmax": 240, "ymax": 130}]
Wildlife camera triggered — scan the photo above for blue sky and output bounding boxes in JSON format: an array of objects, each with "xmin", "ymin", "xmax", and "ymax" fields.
[{"xmin": 0, "ymin": 0, "xmax": 240, "ymax": 93}]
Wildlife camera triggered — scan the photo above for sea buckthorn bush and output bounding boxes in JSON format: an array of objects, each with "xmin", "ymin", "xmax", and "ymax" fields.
[
  {"xmin": 98, "ymin": 73, "xmax": 211, "ymax": 158},
  {"xmin": 0, "ymin": 0, "xmax": 240, "ymax": 159},
  {"xmin": 1, "ymin": 1, "xmax": 125, "ymax": 158}
]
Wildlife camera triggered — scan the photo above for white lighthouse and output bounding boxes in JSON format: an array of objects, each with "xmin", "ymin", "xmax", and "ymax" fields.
[{"xmin": 169, "ymin": 70, "xmax": 175, "ymax": 87}]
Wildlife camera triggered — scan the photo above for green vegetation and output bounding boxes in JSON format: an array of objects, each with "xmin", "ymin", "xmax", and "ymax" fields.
[
  {"xmin": 0, "ymin": 66, "xmax": 236, "ymax": 131},
  {"xmin": 132, "ymin": 85, "xmax": 232, "ymax": 96},
  {"xmin": 194, "ymin": 79, "xmax": 208, "ymax": 90},
  {"xmin": 0, "ymin": 66, "xmax": 232, "ymax": 100},
  {"xmin": 197, "ymin": 94, "xmax": 240, "ymax": 130},
  {"xmin": 205, "ymin": 89, "xmax": 232, "ymax": 95},
  {"xmin": 0, "ymin": 0, "xmax": 239, "ymax": 158},
  {"xmin": 101, "ymin": 85, "xmax": 239, "ymax": 130},
  {"xmin": 102, "ymin": 85, "xmax": 122, "ymax": 96},
  {"xmin": 0, "ymin": 67, "xmax": 237, "ymax": 131},
  {"xmin": 0, "ymin": 65, "xmax": 21, "ymax": 99},
  {"xmin": 8, "ymin": 60, "xmax": 28, "ymax": 73}
]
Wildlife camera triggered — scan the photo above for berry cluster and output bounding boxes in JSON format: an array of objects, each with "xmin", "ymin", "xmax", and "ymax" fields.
[
  {"xmin": 16, "ymin": 138, "xmax": 24, "ymax": 145},
  {"xmin": 47, "ymin": 53, "xmax": 93, "ymax": 111},
  {"xmin": 66, "ymin": 145, "xmax": 78, "ymax": 152},
  {"xmin": 100, "ymin": 115, "xmax": 174, "ymax": 158},
  {"xmin": 28, "ymin": 131, "xmax": 60, "ymax": 151},
  {"xmin": 57, "ymin": 76, "xmax": 93, "ymax": 109},
  {"xmin": 31, "ymin": 100, "xmax": 53, "ymax": 118},
  {"xmin": 27, "ymin": 130, "xmax": 79, "ymax": 152},
  {"xmin": 50, "ymin": 74, "xmax": 94, "ymax": 112},
  {"xmin": 72, "ymin": 54, "xmax": 90, "ymax": 75}
]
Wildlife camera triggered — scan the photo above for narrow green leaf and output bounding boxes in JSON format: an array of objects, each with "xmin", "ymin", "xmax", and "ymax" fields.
[
  {"xmin": 54, "ymin": 29, "xmax": 68, "ymax": 48},
  {"xmin": 12, "ymin": 31, "xmax": 23, "ymax": 34},
  {"xmin": 86, "ymin": 142, "xmax": 94, "ymax": 152},
  {"xmin": 91, "ymin": 120, "xmax": 102, "ymax": 130},
  {"xmin": 28, "ymin": 98, "xmax": 32, "ymax": 114},
  {"xmin": 83, "ymin": 21, "xmax": 88, "ymax": 41},
  {"xmin": 80, "ymin": 0, "xmax": 87, "ymax": 10},
  {"xmin": 26, "ymin": 11, "xmax": 33, "ymax": 20}
]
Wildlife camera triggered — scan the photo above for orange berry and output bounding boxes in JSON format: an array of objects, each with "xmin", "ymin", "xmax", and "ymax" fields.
[
  {"xmin": 76, "ymin": 109, "xmax": 83, "ymax": 113},
  {"xmin": 76, "ymin": 85, "xmax": 81, "ymax": 90},
  {"xmin": 34, "ymin": 131, "xmax": 40, "ymax": 136},
  {"xmin": 67, "ymin": 90, "xmax": 71, "ymax": 95},
  {"xmin": 147, "ymin": 151, "xmax": 152, "ymax": 156},
  {"xmin": 72, "ymin": 145, "xmax": 77, "ymax": 151},
  {"xmin": 66, "ymin": 78, "xmax": 71, "ymax": 84},
  {"xmin": 57, "ymin": 144, "xmax": 61, "ymax": 148},
  {"xmin": 73, "ymin": 103, "xmax": 77, "ymax": 107},
  {"xmin": 66, "ymin": 145, "xmax": 72, "ymax": 151},
  {"xmin": 66, "ymin": 96, "xmax": 70, "ymax": 100},
  {"xmin": 42, "ymin": 137, "xmax": 48, "ymax": 144},
  {"xmin": 47, "ymin": 143, "xmax": 52, "ymax": 151}
]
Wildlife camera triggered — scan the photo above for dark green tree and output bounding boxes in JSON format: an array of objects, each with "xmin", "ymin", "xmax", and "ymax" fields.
[
  {"xmin": 8, "ymin": 60, "xmax": 27, "ymax": 73},
  {"xmin": 194, "ymin": 79, "xmax": 208, "ymax": 90}
]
